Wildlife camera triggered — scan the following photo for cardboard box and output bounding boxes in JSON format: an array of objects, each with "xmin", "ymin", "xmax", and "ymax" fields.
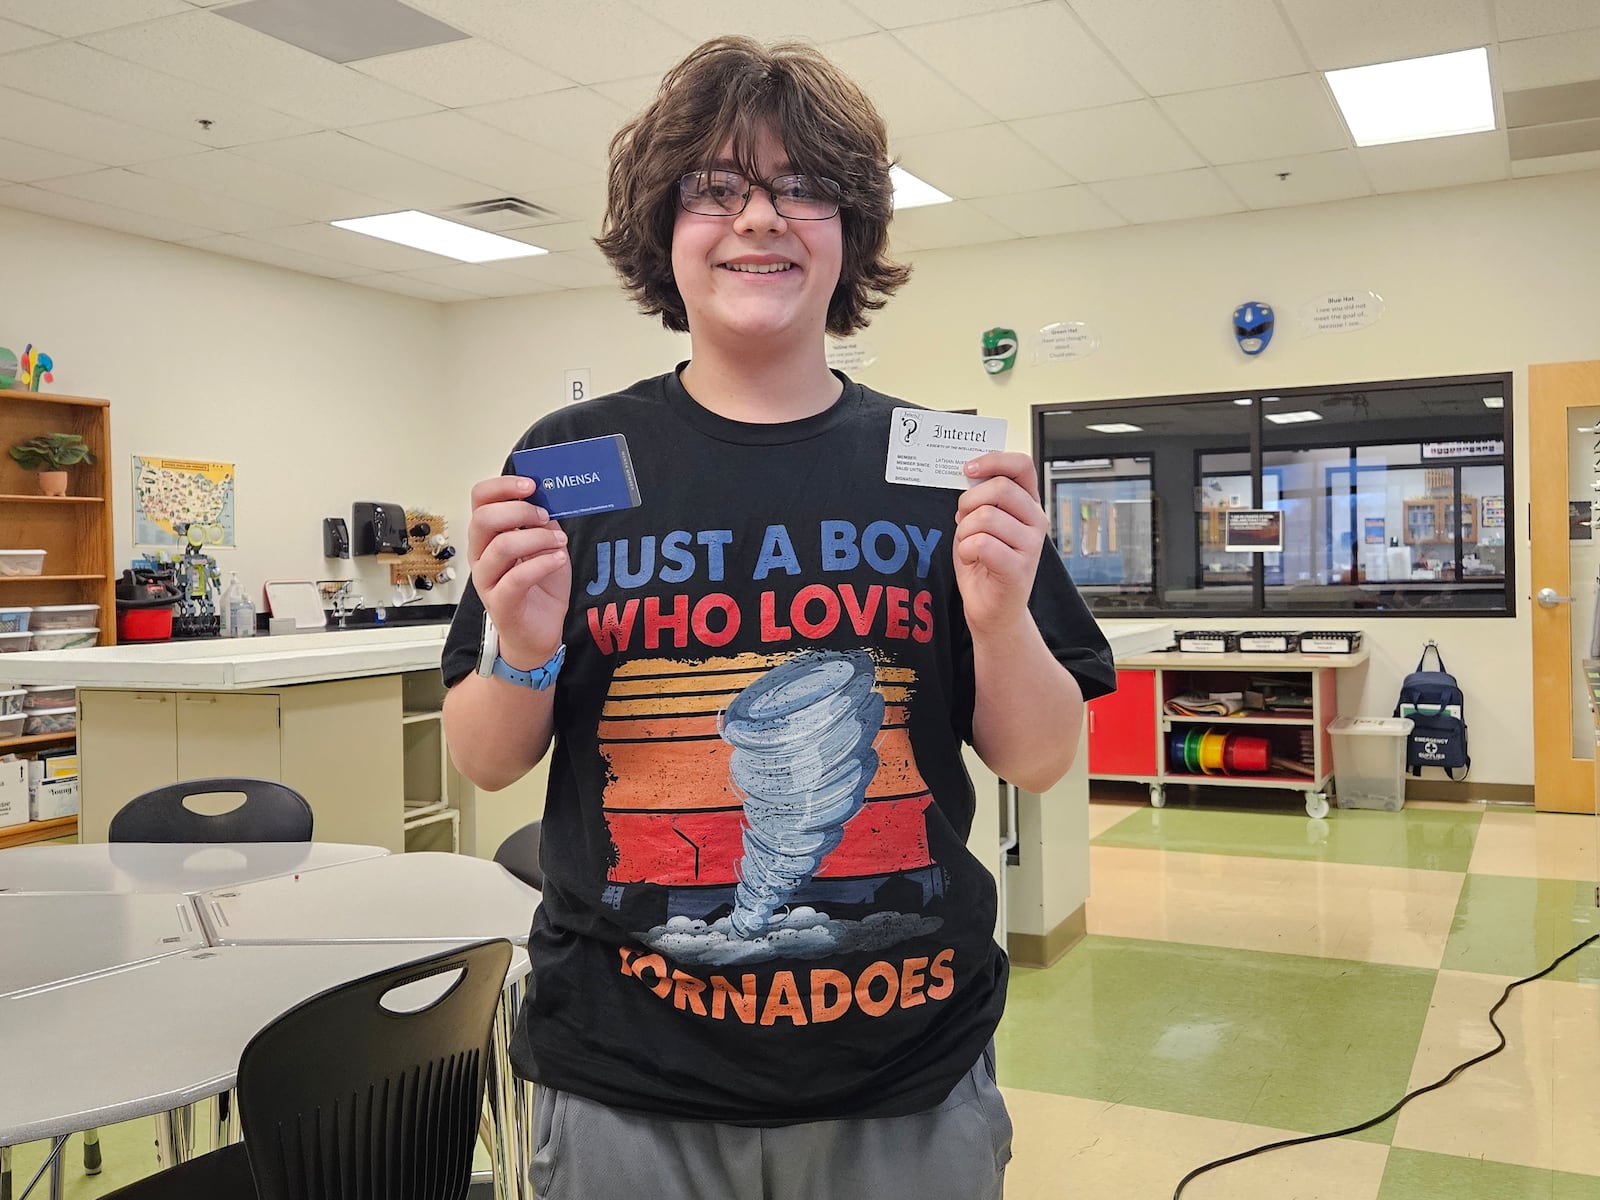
[
  {"xmin": 0, "ymin": 758, "xmax": 28, "ymax": 828},
  {"xmin": 31, "ymin": 775, "xmax": 79, "ymax": 821}
]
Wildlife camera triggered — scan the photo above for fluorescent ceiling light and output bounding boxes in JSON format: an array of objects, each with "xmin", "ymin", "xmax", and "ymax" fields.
[
  {"xmin": 1325, "ymin": 47, "xmax": 1494, "ymax": 147},
  {"xmin": 890, "ymin": 166, "xmax": 952, "ymax": 210},
  {"xmin": 1482, "ymin": 396, "xmax": 1504, "ymax": 408},
  {"xmin": 1264, "ymin": 410, "xmax": 1324, "ymax": 424},
  {"xmin": 1233, "ymin": 398, "xmax": 1253, "ymax": 406},
  {"xmin": 330, "ymin": 210, "xmax": 548, "ymax": 262},
  {"xmin": 1086, "ymin": 422, "xmax": 1143, "ymax": 433}
]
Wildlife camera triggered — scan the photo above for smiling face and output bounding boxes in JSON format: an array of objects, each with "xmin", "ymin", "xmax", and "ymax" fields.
[{"xmin": 671, "ymin": 125, "xmax": 844, "ymax": 353}]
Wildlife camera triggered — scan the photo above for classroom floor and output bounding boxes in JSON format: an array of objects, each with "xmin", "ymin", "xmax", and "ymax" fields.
[{"xmin": 8, "ymin": 797, "xmax": 1598, "ymax": 1199}]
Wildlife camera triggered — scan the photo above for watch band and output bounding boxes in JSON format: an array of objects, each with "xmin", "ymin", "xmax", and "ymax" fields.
[{"xmin": 489, "ymin": 641, "xmax": 566, "ymax": 691}]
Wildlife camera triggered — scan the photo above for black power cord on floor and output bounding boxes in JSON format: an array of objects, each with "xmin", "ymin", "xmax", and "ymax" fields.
[{"xmin": 1171, "ymin": 932, "xmax": 1600, "ymax": 1199}]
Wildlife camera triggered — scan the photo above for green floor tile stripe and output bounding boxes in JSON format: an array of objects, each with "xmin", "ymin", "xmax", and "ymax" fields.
[
  {"xmin": 997, "ymin": 935, "xmax": 1434, "ymax": 1142},
  {"xmin": 1443, "ymin": 875, "xmax": 1600, "ymax": 983},
  {"xmin": 1092, "ymin": 805, "xmax": 1481, "ymax": 872},
  {"xmin": 1378, "ymin": 1148, "xmax": 1600, "ymax": 1199}
]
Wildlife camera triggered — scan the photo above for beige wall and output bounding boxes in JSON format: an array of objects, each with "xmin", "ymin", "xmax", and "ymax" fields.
[{"xmin": 443, "ymin": 168, "xmax": 1600, "ymax": 788}]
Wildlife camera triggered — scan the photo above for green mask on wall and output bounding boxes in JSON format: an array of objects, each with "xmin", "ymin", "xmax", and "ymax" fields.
[{"xmin": 982, "ymin": 328, "xmax": 1018, "ymax": 375}]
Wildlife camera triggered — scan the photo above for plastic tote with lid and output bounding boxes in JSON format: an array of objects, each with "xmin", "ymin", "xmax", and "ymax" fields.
[{"xmin": 1329, "ymin": 717, "xmax": 1414, "ymax": 811}]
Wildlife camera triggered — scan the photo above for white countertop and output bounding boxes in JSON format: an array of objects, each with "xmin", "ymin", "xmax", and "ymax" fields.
[{"xmin": 0, "ymin": 625, "xmax": 448, "ymax": 690}]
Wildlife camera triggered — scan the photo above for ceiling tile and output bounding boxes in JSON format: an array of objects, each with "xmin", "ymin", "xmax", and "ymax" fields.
[
  {"xmin": 1492, "ymin": 0, "xmax": 1600, "ymax": 40},
  {"xmin": 84, "ymin": 11, "xmax": 441, "ymax": 129},
  {"xmin": 182, "ymin": 232, "xmax": 373, "ymax": 278},
  {"xmin": 136, "ymin": 150, "xmax": 390, "ymax": 222},
  {"xmin": 350, "ymin": 38, "xmax": 573, "ymax": 108},
  {"xmin": 350, "ymin": 272, "xmax": 486, "ymax": 302},
  {"xmin": 1510, "ymin": 147, "xmax": 1600, "ymax": 176},
  {"xmin": 400, "ymin": 261, "xmax": 559, "ymax": 297},
  {"xmin": 37, "ymin": 167, "xmax": 303, "ymax": 232},
  {"xmin": 886, "ymin": 200, "xmax": 1020, "ymax": 251},
  {"xmin": 895, "ymin": 124, "xmax": 1075, "ymax": 197},
  {"xmin": 0, "ymin": 16, "xmax": 55, "ymax": 51},
  {"xmin": 510, "ymin": 220, "xmax": 599, "ymax": 252},
  {"xmin": 1069, "ymin": 0, "xmax": 1308, "ymax": 95},
  {"xmin": 1087, "ymin": 168, "xmax": 1246, "ymax": 224},
  {"xmin": 846, "ymin": 0, "xmax": 1034, "ymax": 28},
  {"xmin": 1216, "ymin": 149, "xmax": 1373, "ymax": 208},
  {"xmin": 1158, "ymin": 75, "xmax": 1349, "ymax": 164},
  {"xmin": 627, "ymin": 0, "xmax": 877, "ymax": 43},
  {"xmin": 0, "ymin": 85, "xmax": 203, "ymax": 164},
  {"xmin": 0, "ymin": 137, "xmax": 104, "ymax": 183},
  {"xmin": 1012, "ymin": 100, "xmax": 1203, "ymax": 182},
  {"xmin": 1498, "ymin": 26, "xmax": 1600, "ymax": 91},
  {"xmin": 1279, "ymin": 0, "xmax": 1493, "ymax": 71},
  {"xmin": 464, "ymin": 88, "xmax": 633, "ymax": 173},
  {"xmin": 0, "ymin": 0, "xmax": 189, "ymax": 38},
  {"xmin": 496, "ymin": 250, "xmax": 617, "ymax": 288},
  {"xmin": 249, "ymin": 221, "xmax": 454, "ymax": 271},
  {"xmin": 403, "ymin": 0, "xmax": 696, "ymax": 85},
  {"xmin": 818, "ymin": 33, "xmax": 993, "ymax": 139},
  {"xmin": 970, "ymin": 185, "xmax": 1126, "ymax": 235},
  {"xmin": 345, "ymin": 110, "xmax": 596, "ymax": 201},
  {"xmin": 1357, "ymin": 130, "xmax": 1510, "ymax": 193},
  {"xmin": 0, "ymin": 40, "xmax": 315, "ymax": 146},
  {"xmin": 592, "ymin": 73, "xmax": 663, "ymax": 115},
  {"xmin": 896, "ymin": 4, "xmax": 1141, "ymax": 120},
  {"xmin": 0, "ymin": 181, "xmax": 219, "ymax": 241},
  {"xmin": 231, "ymin": 131, "xmax": 498, "ymax": 209}
]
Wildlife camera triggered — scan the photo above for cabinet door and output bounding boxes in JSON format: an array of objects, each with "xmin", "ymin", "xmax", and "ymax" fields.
[
  {"xmin": 175, "ymin": 692, "xmax": 282, "ymax": 782},
  {"xmin": 79, "ymin": 690, "xmax": 178, "ymax": 842},
  {"xmin": 1086, "ymin": 669, "xmax": 1158, "ymax": 776}
]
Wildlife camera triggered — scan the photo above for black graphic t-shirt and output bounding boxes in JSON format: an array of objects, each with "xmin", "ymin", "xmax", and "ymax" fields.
[{"xmin": 442, "ymin": 368, "xmax": 1115, "ymax": 1123}]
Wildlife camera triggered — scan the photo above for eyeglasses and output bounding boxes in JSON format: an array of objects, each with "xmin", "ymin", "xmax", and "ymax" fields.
[{"xmin": 678, "ymin": 170, "xmax": 842, "ymax": 220}]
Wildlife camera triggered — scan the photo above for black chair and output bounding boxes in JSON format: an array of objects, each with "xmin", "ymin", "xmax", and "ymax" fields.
[
  {"xmin": 493, "ymin": 820, "xmax": 543, "ymax": 890},
  {"xmin": 104, "ymin": 938, "xmax": 514, "ymax": 1200},
  {"xmin": 107, "ymin": 777, "xmax": 313, "ymax": 843}
]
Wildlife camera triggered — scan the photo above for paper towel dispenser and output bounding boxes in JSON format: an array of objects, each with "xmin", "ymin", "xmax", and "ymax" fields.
[{"xmin": 351, "ymin": 502, "xmax": 411, "ymax": 556}]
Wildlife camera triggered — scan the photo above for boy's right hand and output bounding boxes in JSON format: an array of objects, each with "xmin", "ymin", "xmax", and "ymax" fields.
[{"xmin": 467, "ymin": 475, "xmax": 571, "ymax": 669}]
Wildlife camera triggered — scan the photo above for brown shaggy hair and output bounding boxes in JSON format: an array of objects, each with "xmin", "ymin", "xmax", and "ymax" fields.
[{"xmin": 596, "ymin": 37, "xmax": 911, "ymax": 338}]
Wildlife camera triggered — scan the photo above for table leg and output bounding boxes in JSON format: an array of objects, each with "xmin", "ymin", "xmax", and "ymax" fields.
[
  {"xmin": 2, "ymin": 1143, "xmax": 12, "ymax": 1200},
  {"xmin": 485, "ymin": 975, "xmax": 531, "ymax": 1200},
  {"xmin": 210, "ymin": 1091, "xmax": 240, "ymax": 1149},
  {"xmin": 47, "ymin": 1142, "xmax": 61, "ymax": 1200},
  {"xmin": 153, "ymin": 1105, "xmax": 197, "ymax": 1169}
]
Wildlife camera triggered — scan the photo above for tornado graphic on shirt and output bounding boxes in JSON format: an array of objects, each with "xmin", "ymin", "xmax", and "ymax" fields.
[{"xmin": 596, "ymin": 650, "xmax": 944, "ymax": 967}]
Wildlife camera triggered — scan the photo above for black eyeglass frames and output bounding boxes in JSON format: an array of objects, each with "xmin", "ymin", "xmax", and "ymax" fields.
[{"xmin": 678, "ymin": 170, "xmax": 842, "ymax": 220}]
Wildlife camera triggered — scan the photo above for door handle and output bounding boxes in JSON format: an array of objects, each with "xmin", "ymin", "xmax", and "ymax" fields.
[{"xmin": 1536, "ymin": 587, "xmax": 1574, "ymax": 608}]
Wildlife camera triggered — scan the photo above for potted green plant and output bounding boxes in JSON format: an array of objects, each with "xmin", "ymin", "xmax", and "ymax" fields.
[{"xmin": 9, "ymin": 433, "xmax": 96, "ymax": 497}]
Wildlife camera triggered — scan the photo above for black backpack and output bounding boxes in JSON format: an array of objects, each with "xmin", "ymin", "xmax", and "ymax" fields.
[{"xmin": 1394, "ymin": 642, "xmax": 1469, "ymax": 779}]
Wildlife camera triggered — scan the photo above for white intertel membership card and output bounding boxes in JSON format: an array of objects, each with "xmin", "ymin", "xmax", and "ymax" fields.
[{"xmin": 885, "ymin": 408, "xmax": 1008, "ymax": 490}]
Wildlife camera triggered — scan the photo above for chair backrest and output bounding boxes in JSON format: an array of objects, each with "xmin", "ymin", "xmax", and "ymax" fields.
[
  {"xmin": 107, "ymin": 777, "xmax": 313, "ymax": 843},
  {"xmin": 237, "ymin": 938, "xmax": 513, "ymax": 1200},
  {"xmin": 492, "ymin": 820, "xmax": 543, "ymax": 890}
]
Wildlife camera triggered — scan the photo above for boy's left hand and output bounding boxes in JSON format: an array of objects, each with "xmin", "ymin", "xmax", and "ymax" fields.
[{"xmin": 953, "ymin": 451, "xmax": 1047, "ymax": 635}]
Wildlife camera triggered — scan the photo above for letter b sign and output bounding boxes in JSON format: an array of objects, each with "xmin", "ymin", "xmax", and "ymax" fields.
[{"xmin": 564, "ymin": 368, "xmax": 592, "ymax": 405}]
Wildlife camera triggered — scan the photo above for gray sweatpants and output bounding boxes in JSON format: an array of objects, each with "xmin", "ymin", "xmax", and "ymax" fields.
[{"xmin": 528, "ymin": 1045, "xmax": 1012, "ymax": 1200}]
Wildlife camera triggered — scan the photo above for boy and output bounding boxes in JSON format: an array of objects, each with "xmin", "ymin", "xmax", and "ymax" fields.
[{"xmin": 442, "ymin": 36, "xmax": 1115, "ymax": 1199}]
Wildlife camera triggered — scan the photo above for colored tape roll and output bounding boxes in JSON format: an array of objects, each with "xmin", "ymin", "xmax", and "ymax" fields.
[{"xmin": 1199, "ymin": 729, "xmax": 1227, "ymax": 774}]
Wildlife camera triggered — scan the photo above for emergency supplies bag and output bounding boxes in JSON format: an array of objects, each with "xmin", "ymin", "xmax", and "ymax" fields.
[{"xmin": 1393, "ymin": 642, "xmax": 1469, "ymax": 779}]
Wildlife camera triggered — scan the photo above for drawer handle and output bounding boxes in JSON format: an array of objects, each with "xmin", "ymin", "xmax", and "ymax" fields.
[
  {"xmin": 180, "ymin": 696, "xmax": 218, "ymax": 705},
  {"xmin": 133, "ymin": 695, "xmax": 170, "ymax": 704}
]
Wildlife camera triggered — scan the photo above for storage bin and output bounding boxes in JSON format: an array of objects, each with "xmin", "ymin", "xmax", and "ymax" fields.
[
  {"xmin": 1298, "ymin": 630, "xmax": 1364, "ymax": 654},
  {"xmin": 0, "ymin": 712, "xmax": 25, "ymax": 738},
  {"xmin": 1236, "ymin": 631, "xmax": 1297, "ymax": 653},
  {"xmin": 23, "ymin": 706, "xmax": 77, "ymax": 736},
  {"xmin": 0, "ymin": 631, "xmax": 33, "ymax": 654},
  {"xmin": 0, "ymin": 550, "xmax": 46, "ymax": 577},
  {"xmin": 29, "ymin": 626, "xmax": 99, "ymax": 651},
  {"xmin": 31, "ymin": 775, "xmax": 79, "ymax": 821},
  {"xmin": 0, "ymin": 688, "xmax": 27, "ymax": 715},
  {"xmin": 1176, "ymin": 630, "xmax": 1237, "ymax": 653},
  {"xmin": 0, "ymin": 607, "xmax": 32, "ymax": 634},
  {"xmin": 1329, "ymin": 716, "xmax": 1413, "ymax": 811},
  {"xmin": 22, "ymin": 684, "xmax": 75, "ymax": 711},
  {"xmin": 28, "ymin": 604, "xmax": 100, "ymax": 631},
  {"xmin": 0, "ymin": 759, "xmax": 28, "ymax": 828}
]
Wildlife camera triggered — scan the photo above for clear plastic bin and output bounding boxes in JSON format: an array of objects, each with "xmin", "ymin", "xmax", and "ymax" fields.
[
  {"xmin": 28, "ymin": 604, "xmax": 99, "ymax": 631},
  {"xmin": 29, "ymin": 626, "xmax": 98, "ymax": 651},
  {"xmin": 22, "ymin": 684, "xmax": 75, "ymax": 711},
  {"xmin": 0, "ymin": 712, "xmax": 24, "ymax": 738},
  {"xmin": 0, "ymin": 631, "xmax": 33, "ymax": 654},
  {"xmin": 0, "ymin": 607, "xmax": 32, "ymax": 634},
  {"xmin": 0, "ymin": 550, "xmax": 46, "ymax": 577},
  {"xmin": 0, "ymin": 688, "xmax": 27, "ymax": 715},
  {"xmin": 1330, "ymin": 716, "xmax": 1414, "ymax": 811},
  {"xmin": 23, "ymin": 706, "xmax": 77, "ymax": 736}
]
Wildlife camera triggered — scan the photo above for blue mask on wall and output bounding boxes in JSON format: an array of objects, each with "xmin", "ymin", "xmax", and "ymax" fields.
[{"xmin": 1233, "ymin": 302, "xmax": 1274, "ymax": 355}]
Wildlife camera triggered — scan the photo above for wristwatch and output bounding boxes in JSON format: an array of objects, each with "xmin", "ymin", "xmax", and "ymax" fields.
[{"xmin": 476, "ymin": 615, "xmax": 565, "ymax": 691}]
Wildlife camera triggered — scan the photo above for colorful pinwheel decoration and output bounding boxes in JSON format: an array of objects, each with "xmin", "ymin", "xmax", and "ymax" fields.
[{"xmin": 19, "ymin": 344, "xmax": 54, "ymax": 392}]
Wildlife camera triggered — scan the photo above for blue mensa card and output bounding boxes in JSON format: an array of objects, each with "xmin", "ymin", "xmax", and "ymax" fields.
[{"xmin": 511, "ymin": 434, "xmax": 642, "ymax": 519}]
